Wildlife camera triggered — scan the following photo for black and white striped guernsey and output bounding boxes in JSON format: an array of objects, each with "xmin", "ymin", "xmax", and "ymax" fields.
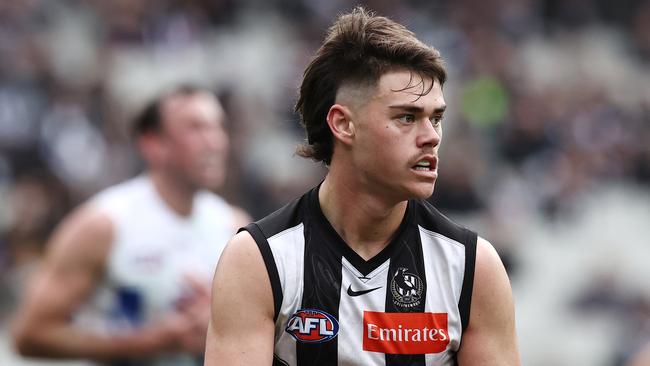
[{"xmin": 241, "ymin": 186, "xmax": 477, "ymax": 366}]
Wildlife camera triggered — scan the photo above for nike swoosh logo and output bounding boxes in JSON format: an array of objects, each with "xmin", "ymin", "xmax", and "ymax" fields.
[{"xmin": 347, "ymin": 285, "xmax": 382, "ymax": 297}]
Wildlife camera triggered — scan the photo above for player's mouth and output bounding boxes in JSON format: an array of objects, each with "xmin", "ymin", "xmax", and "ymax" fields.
[
  {"xmin": 411, "ymin": 157, "xmax": 438, "ymax": 177},
  {"xmin": 411, "ymin": 157, "xmax": 437, "ymax": 171},
  {"xmin": 413, "ymin": 161, "xmax": 433, "ymax": 171}
]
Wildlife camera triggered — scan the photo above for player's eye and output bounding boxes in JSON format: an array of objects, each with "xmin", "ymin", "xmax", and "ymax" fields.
[
  {"xmin": 398, "ymin": 114, "xmax": 416, "ymax": 124},
  {"xmin": 430, "ymin": 115, "xmax": 444, "ymax": 127}
]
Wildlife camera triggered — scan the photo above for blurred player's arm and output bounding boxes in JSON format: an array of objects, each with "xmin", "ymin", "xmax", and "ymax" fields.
[
  {"xmin": 456, "ymin": 237, "xmax": 521, "ymax": 366},
  {"xmin": 204, "ymin": 231, "xmax": 275, "ymax": 365},
  {"xmin": 12, "ymin": 205, "xmax": 181, "ymax": 360}
]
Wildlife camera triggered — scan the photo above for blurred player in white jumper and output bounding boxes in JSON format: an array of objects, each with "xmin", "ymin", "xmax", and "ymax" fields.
[{"xmin": 12, "ymin": 85, "xmax": 249, "ymax": 366}]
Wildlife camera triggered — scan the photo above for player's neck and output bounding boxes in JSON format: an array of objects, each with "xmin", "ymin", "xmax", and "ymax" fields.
[
  {"xmin": 319, "ymin": 175, "xmax": 407, "ymax": 260},
  {"xmin": 148, "ymin": 170, "xmax": 197, "ymax": 217}
]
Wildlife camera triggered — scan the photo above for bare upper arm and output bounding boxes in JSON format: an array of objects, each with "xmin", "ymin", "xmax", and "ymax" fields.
[
  {"xmin": 13, "ymin": 204, "xmax": 113, "ymax": 337},
  {"xmin": 456, "ymin": 237, "xmax": 521, "ymax": 365},
  {"xmin": 204, "ymin": 230, "xmax": 275, "ymax": 365}
]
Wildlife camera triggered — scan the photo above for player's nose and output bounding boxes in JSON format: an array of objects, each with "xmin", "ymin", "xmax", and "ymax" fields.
[{"xmin": 416, "ymin": 119, "xmax": 441, "ymax": 148}]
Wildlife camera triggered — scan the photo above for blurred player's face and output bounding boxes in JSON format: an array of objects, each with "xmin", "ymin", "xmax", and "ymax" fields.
[
  {"xmin": 346, "ymin": 69, "xmax": 445, "ymax": 201},
  {"xmin": 158, "ymin": 92, "xmax": 229, "ymax": 190}
]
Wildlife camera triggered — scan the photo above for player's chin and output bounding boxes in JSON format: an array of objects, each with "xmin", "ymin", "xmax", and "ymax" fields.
[
  {"xmin": 195, "ymin": 171, "xmax": 225, "ymax": 190},
  {"xmin": 408, "ymin": 181, "xmax": 436, "ymax": 200}
]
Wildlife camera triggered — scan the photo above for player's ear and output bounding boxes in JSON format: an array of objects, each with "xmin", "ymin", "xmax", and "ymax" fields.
[
  {"xmin": 137, "ymin": 132, "xmax": 167, "ymax": 164},
  {"xmin": 326, "ymin": 104, "xmax": 355, "ymax": 145}
]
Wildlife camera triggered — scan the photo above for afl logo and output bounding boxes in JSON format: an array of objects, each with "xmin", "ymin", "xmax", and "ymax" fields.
[
  {"xmin": 285, "ymin": 309, "xmax": 339, "ymax": 343},
  {"xmin": 391, "ymin": 267, "xmax": 423, "ymax": 308}
]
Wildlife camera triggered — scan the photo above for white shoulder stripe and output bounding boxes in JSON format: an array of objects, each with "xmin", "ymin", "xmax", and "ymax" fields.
[
  {"xmin": 418, "ymin": 225, "xmax": 466, "ymax": 250},
  {"xmin": 419, "ymin": 225, "xmax": 465, "ymax": 356},
  {"xmin": 267, "ymin": 223, "xmax": 305, "ymax": 366}
]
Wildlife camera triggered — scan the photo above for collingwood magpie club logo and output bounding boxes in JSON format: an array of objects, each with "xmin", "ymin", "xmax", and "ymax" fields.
[{"xmin": 390, "ymin": 267, "xmax": 423, "ymax": 308}]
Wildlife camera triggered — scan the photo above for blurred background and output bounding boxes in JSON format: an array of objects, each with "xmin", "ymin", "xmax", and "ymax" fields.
[{"xmin": 0, "ymin": 0, "xmax": 649, "ymax": 365}]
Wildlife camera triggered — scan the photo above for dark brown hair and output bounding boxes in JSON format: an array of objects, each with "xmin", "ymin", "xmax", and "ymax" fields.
[
  {"xmin": 295, "ymin": 7, "xmax": 447, "ymax": 165},
  {"xmin": 132, "ymin": 84, "xmax": 211, "ymax": 137}
]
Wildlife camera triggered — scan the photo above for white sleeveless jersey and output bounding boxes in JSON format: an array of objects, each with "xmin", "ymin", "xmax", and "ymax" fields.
[
  {"xmin": 243, "ymin": 186, "xmax": 477, "ymax": 366},
  {"xmin": 80, "ymin": 175, "xmax": 236, "ymax": 366}
]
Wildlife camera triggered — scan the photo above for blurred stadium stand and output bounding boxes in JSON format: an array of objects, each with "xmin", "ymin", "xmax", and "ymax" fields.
[{"xmin": 1, "ymin": 1, "xmax": 649, "ymax": 365}]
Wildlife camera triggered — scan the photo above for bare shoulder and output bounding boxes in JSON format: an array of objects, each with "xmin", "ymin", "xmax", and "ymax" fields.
[
  {"xmin": 456, "ymin": 236, "xmax": 520, "ymax": 365},
  {"xmin": 206, "ymin": 230, "xmax": 275, "ymax": 364},
  {"xmin": 27, "ymin": 202, "xmax": 115, "ymax": 295},
  {"xmin": 212, "ymin": 230, "xmax": 272, "ymax": 312},
  {"xmin": 12, "ymin": 203, "xmax": 115, "ymax": 351},
  {"xmin": 215, "ymin": 230, "xmax": 259, "ymax": 268},
  {"xmin": 45, "ymin": 203, "xmax": 114, "ymax": 270},
  {"xmin": 466, "ymin": 237, "xmax": 515, "ymax": 339},
  {"xmin": 474, "ymin": 237, "xmax": 510, "ymax": 293}
]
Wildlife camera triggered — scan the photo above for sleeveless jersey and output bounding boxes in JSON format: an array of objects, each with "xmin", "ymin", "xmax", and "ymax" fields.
[
  {"xmin": 80, "ymin": 175, "xmax": 236, "ymax": 366},
  {"xmin": 242, "ymin": 186, "xmax": 477, "ymax": 366}
]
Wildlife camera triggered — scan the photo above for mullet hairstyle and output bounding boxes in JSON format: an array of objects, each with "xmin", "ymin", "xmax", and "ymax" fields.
[{"xmin": 295, "ymin": 7, "xmax": 447, "ymax": 165}]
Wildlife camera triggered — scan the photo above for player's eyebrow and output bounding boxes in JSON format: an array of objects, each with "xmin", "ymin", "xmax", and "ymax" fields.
[{"xmin": 388, "ymin": 104, "xmax": 447, "ymax": 114}]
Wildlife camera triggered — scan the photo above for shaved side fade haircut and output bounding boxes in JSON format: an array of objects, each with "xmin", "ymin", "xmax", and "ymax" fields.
[{"xmin": 295, "ymin": 7, "xmax": 447, "ymax": 165}]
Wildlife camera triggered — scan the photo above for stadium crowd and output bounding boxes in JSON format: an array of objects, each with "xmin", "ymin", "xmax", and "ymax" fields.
[{"xmin": 1, "ymin": 1, "xmax": 649, "ymax": 365}]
